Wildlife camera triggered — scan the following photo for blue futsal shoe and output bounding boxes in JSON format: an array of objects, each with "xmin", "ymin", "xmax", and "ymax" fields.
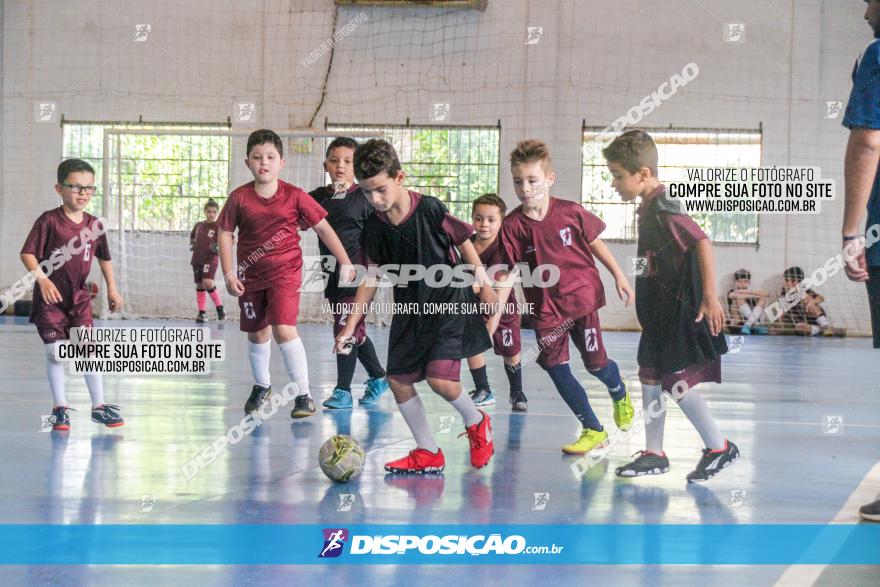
[
  {"xmin": 323, "ymin": 388, "xmax": 353, "ymax": 410},
  {"xmin": 360, "ymin": 377, "xmax": 390, "ymax": 405}
]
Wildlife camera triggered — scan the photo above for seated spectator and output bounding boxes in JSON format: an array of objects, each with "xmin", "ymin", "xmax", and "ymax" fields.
[
  {"xmin": 770, "ymin": 266, "xmax": 846, "ymax": 337},
  {"xmin": 725, "ymin": 268, "xmax": 769, "ymax": 335}
]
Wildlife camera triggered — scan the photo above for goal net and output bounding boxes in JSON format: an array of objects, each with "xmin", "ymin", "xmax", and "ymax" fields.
[
  {"xmin": 94, "ymin": 127, "xmax": 390, "ymax": 324},
  {"xmin": 50, "ymin": 1, "xmax": 871, "ymax": 338}
]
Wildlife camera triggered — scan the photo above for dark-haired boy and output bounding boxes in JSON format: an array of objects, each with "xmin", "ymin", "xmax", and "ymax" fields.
[
  {"xmin": 334, "ymin": 139, "xmax": 496, "ymax": 473},
  {"xmin": 21, "ymin": 158, "xmax": 125, "ymax": 430},
  {"xmin": 603, "ymin": 129, "xmax": 739, "ymax": 482},
  {"xmin": 309, "ymin": 137, "xmax": 389, "ymax": 409},
  {"xmin": 499, "ymin": 139, "xmax": 635, "ymax": 456},
  {"xmin": 773, "ymin": 266, "xmax": 836, "ymax": 336},
  {"xmin": 726, "ymin": 268, "xmax": 768, "ymax": 335},
  {"xmin": 466, "ymin": 193, "xmax": 528, "ymax": 411},
  {"xmin": 218, "ymin": 129, "xmax": 354, "ymax": 419}
]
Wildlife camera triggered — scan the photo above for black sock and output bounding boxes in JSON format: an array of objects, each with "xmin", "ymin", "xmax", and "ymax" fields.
[
  {"xmin": 357, "ymin": 336, "xmax": 386, "ymax": 379},
  {"xmin": 336, "ymin": 348, "xmax": 358, "ymax": 391},
  {"xmin": 505, "ymin": 362, "xmax": 524, "ymax": 399},
  {"xmin": 470, "ymin": 365, "xmax": 490, "ymax": 392},
  {"xmin": 546, "ymin": 363, "xmax": 602, "ymax": 431}
]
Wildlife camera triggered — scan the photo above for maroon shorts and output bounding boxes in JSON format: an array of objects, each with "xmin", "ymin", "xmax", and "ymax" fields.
[
  {"xmin": 193, "ymin": 260, "xmax": 219, "ymax": 284},
  {"xmin": 389, "ymin": 359, "xmax": 461, "ymax": 384},
  {"xmin": 535, "ymin": 311, "xmax": 608, "ymax": 370},
  {"xmin": 32, "ymin": 288, "xmax": 93, "ymax": 344},
  {"xmin": 491, "ymin": 323, "xmax": 521, "ymax": 357},
  {"xmin": 331, "ymin": 296, "xmax": 367, "ymax": 344},
  {"xmin": 238, "ymin": 281, "xmax": 301, "ymax": 332},
  {"xmin": 639, "ymin": 359, "xmax": 722, "ymax": 394}
]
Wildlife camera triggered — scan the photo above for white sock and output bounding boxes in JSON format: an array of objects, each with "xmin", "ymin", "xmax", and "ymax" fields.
[
  {"xmin": 642, "ymin": 383, "xmax": 666, "ymax": 453},
  {"xmin": 278, "ymin": 338, "xmax": 310, "ymax": 398},
  {"xmin": 448, "ymin": 390, "xmax": 482, "ymax": 427},
  {"xmin": 747, "ymin": 305, "xmax": 765, "ymax": 326},
  {"xmin": 677, "ymin": 387, "xmax": 725, "ymax": 450},
  {"xmin": 84, "ymin": 373, "xmax": 105, "ymax": 408},
  {"xmin": 248, "ymin": 340, "xmax": 271, "ymax": 388},
  {"xmin": 397, "ymin": 395, "xmax": 439, "ymax": 452},
  {"xmin": 740, "ymin": 303, "xmax": 763, "ymax": 327},
  {"xmin": 44, "ymin": 343, "xmax": 67, "ymax": 407}
]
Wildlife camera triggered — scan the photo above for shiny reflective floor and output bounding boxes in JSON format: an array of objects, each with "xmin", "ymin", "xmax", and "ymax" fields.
[{"xmin": 0, "ymin": 317, "xmax": 878, "ymax": 586}]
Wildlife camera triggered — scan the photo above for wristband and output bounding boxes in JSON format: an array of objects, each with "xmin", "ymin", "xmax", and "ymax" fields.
[{"xmin": 842, "ymin": 235, "xmax": 864, "ymax": 241}]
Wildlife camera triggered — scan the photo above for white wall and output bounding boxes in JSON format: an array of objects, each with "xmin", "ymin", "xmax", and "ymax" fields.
[{"xmin": 1, "ymin": 0, "xmax": 875, "ymax": 332}]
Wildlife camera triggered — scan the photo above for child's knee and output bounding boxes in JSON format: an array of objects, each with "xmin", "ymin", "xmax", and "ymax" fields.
[
  {"xmin": 248, "ymin": 328, "xmax": 271, "ymax": 344},
  {"xmin": 272, "ymin": 324, "xmax": 298, "ymax": 343},
  {"xmin": 387, "ymin": 376, "xmax": 416, "ymax": 400},
  {"xmin": 587, "ymin": 359, "xmax": 622, "ymax": 387}
]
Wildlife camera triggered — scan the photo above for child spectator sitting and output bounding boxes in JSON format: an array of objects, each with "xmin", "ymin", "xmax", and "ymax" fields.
[{"xmin": 725, "ymin": 268, "xmax": 769, "ymax": 335}]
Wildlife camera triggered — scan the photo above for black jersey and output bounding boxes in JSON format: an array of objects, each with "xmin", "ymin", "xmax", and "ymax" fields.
[
  {"xmin": 635, "ymin": 191, "xmax": 727, "ymax": 375},
  {"xmin": 309, "ymin": 184, "xmax": 373, "ymax": 300},
  {"xmin": 362, "ymin": 192, "xmax": 491, "ymax": 375}
]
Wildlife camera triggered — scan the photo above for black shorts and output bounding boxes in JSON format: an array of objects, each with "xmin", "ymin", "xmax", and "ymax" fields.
[{"xmin": 867, "ymin": 266, "xmax": 880, "ymax": 348}]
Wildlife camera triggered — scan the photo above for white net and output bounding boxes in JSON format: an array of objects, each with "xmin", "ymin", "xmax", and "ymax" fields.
[
  {"xmin": 32, "ymin": 1, "xmax": 871, "ymax": 337},
  {"xmin": 94, "ymin": 128, "xmax": 389, "ymax": 323}
]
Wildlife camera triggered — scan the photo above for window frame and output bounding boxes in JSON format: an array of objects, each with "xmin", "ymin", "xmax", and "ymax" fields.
[
  {"xmin": 581, "ymin": 123, "xmax": 764, "ymax": 248},
  {"xmin": 62, "ymin": 119, "xmax": 232, "ymax": 233},
  {"xmin": 325, "ymin": 120, "xmax": 502, "ymax": 220}
]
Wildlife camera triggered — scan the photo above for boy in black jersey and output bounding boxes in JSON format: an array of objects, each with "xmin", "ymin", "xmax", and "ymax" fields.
[
  {"xmin": 334, "ymin": 139, "xmax": 496, "ymax": 473},
  {"xmin": 309, "ymin": 137, "xmax": 388, "ymax": 409},
  {"xmin": 603, "ymin": 130, "xmax": 739, "ymax": 482}
]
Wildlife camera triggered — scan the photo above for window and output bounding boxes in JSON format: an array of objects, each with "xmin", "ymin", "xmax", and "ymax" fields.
[
  {"xmin": 582, "ymin": 126, "xmax": 763, "ymax": 244},
  {"xmin": 62, "ymin": 122, "xmax": 231, "ymax": 231},
  {"xmin": 326, "ymin": 122, "xmax": 500, "ymax": 219}
]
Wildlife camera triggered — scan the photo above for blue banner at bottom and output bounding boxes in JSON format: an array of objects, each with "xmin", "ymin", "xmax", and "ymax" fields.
[{"xmin": 1, "ymin": 524, "xmax": 878, "ymax": 565}]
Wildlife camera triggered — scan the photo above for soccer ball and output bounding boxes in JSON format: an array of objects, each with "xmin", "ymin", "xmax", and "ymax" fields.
[{"xmin": 319, "ymin": 435, "xmax": 366, "ymax": 483}]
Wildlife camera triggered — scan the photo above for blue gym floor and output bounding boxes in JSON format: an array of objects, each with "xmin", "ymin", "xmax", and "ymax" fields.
[{"xmin": 0, "ymin": 317, "xmax": 878, "ymax": 586}]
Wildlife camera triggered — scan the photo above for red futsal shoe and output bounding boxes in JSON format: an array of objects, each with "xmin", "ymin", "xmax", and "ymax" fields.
[
  {"xmin": 460, "ymin": 410, "xmax": 494, "ymax": 469},
  {"xmin": 384, "ymin": 447, "xmax": 446, "ymax": 474}
]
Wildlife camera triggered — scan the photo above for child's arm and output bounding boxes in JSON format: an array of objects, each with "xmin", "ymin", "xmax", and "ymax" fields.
[
  {"xmin": 218, "ymin": 229, "xmax": 244, "ymax": 296},
  {"xmin": 842, "ymin": 128, "xmax": 880, "ymax": 282},
  {"xmin": 694, "ymin": 239, "xmax": 724, "ymax": 336},
  {"xmin": 334, "ymin": 278, "xmax": 379, "ymax": 354},
  {"xmin": 806, "ymin": 291, "xmax": 825, "ymax": 306},
  {"xmin": 485, "ymin": 271, "xmax": 513, "ymax": 338},
  {"xmin": 20, "ymin": 253, "xmax": 62, "ymax": 304},
  {"xmin": 313, "ymin": 219, "xmax": 355, "ymax": 283},
  {"xmin": 589, "ymin": 237, "xmax": 633, "ymax": 307},
  {"xmin": 98, "ymin": 259, "xmax": 123, "ymax": 313},
  {"xmin": 189, "ymin": 225, "xmax": 197, "ymax": 249},
  {"xmin": 459, "ymin": 239, "xmax": 498, "ymax": 306}
]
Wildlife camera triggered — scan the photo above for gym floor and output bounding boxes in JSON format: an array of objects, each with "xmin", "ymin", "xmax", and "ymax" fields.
[{"xmin": 0, "ymin": 317, "xmax": 878, "ymax": 586}]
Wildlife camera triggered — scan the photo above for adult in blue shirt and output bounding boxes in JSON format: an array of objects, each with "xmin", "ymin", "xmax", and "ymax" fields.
[{"xmin": 842, "ymin": 0, "xmax": 880, "ymax": 522}]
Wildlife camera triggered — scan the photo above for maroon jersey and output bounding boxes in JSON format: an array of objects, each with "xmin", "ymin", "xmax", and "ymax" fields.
[
  {"xmin": 217, "ymin": 180, "xmax": 327, "ymax": 289},
  {"xmin": 190, "ymin": 220, "xmax": 219, "ymax": 266},
  {"xmin": 500, "ymin": 197, "xmax": 606, "ymax": 329},
  {"xmin": 21, "ymin": 208, "xmax": 110, "ymax": 295},
  {"xmin": 473, "ymin": 235, "xmax": 519, "ymax": 329}
]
